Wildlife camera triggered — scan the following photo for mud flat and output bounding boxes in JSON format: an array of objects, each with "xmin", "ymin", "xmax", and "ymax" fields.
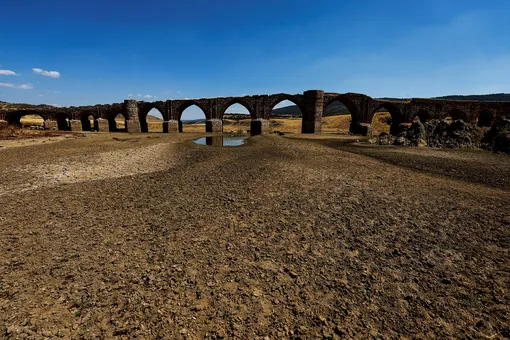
[{"xmin": 0, "ymin": 133, "xmax": 509, "ymax": 339}]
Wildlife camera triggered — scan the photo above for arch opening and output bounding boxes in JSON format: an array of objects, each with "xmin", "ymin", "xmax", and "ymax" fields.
[
  {"xmin": 143, "ymin": 108, "xmax": 164, "ymax": 133},
  {"xmin": 80, "ymin": 113, "xmax": 96, "ymax": 131},
  {"xmin": 269, "ymin": 99, "xmax": 303, "ymax": 133},
  {"xmin": 55, "ymin": 112, "xmax": 71, "ymax": 131},
  {"xmin": 416, "ymin": 110, "xmax": 431, "ymax": 123},
  {"xmin": 369, "ymin": 106, "xmax": 395, "ymax": 136},
  {"xmin": 223, "ymin": 102, "xmax": 252, "ymax": 135},
  {"xmin": 448, "ymin": 108, "xmax": 468, "ymax": 121},
  {"xmin": 109, "ymin": 113, "xmax": 127, "ymax": 132},
  {"xmin": 321, "ymin": 100, "xmax": 353, "ymax": 134},
  {"xmin": 179, "ymin": 104, "xmax": 206, "ymax": 132},
  {"xmin": 370, "ymin": 103, "xmax": 404, "ymax": 136},
  {"xmin": 477, "ymin": 110, "xmax": 493, "ymax": 127}
]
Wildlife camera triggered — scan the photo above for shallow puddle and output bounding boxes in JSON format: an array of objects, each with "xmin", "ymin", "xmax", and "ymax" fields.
[{"xmin": 193, "ymin": 136, "xmax": 247, "ymax": 146}]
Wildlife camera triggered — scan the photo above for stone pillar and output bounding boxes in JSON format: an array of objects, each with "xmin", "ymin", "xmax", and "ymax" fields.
[
  {"xmin": 250, "ymin": 118, "xmax": 271, "ymax": 136},
  {"xmin": 44, "ymin": 120, "xmax": 58, "ymax": 130},
  {"xmin": 302, "ymin": 90, "xmax": 324, "ymax": 134},
  {"xmin": 164, "ymin": 120, "xmax": 179, "ymax": 133},
  {"xmin": 95, "ymin": 118, "xmax": 109, "ymax": 132},
  {"xmin": 69, "ymin": 120, "xmax": 82, "ymax": 132},
  {"xmin": 206, "ymin": 119, "xmax": 223, "ymax": 133},
  {"xmin": 124, "ymin": 99, "xmax": 141, "ymax": 133},
  {"xmin": 126, "ymin": 120, "xmax": 141, "ymax": 133}
]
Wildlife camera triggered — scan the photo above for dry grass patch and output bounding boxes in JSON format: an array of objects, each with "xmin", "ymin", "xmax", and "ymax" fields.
[{"xmin": 19, "ymin": 114, "xmax": 44, "ymax": 127}]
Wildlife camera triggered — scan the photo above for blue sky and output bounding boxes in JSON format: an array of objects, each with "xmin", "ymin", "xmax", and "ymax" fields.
[{"xmin": 1, "ymin": 0, "xmax": 509, "ymax": 119}]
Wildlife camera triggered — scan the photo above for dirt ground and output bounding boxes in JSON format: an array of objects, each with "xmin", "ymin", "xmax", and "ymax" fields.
[{"xmin": 0, "ymin": 132, "xmax": 509, "ymax": 339}]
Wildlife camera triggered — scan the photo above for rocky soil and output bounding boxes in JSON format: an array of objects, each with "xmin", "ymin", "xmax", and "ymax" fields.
[
  {"xmin": 379, "ymin": 117, "xmax": 510, "ymax": 154},
  {"xmin": 0, "ymin": 133, "xmax": 509, "ymax": 339}
]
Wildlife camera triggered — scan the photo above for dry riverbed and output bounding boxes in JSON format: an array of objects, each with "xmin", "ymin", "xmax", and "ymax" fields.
[{"xmin": 0, "ymin": 133, "xmax": 509, "ymax": 339}]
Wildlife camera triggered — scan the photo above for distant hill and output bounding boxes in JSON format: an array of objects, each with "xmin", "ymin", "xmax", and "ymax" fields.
[
  {"xmin": 434, "ymin": 93, "xmax": 510, "ymax": 101},
  {"xmin": 147, "ymin": 115, "xmax": 162, "ymax": 121},
  {"xmin": 182, "ymin": 118, "xmax": 206, "ymax": 124},
  {"xmin": 272, "ymin": 93, "xmax": 510, "ymax": 116}
]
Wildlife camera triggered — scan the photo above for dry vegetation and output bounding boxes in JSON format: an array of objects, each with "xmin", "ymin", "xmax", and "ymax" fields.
[
  {"xmin": 7, "ymin": 112, "xmax": 392, "ymax": 135},
  {"xmin": 163, "ymin": 112, "xmax": 392, "ymax": 135}
]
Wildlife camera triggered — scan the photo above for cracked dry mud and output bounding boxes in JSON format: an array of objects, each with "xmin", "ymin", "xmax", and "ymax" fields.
[{"xmin": 0, "ymin": 133, "xmax": 509, "ymax": 339}]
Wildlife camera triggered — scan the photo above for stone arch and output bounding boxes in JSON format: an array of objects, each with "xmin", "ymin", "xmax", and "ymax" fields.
[
  {"xmin": 78, "ymin": 112, "xmax": 97, "ymax": 131},
  {"xmin": 264, "ymin": 96, "xmax": 305, "ymax": 134},
  {"xmin": 476, "ymin": 110, "xmax": 494, "ymax": 127},
  {"xmin": 6, "ymin": 111, "xmax": 47, "ymax": 127},
  {"xmin": 138, "ymin": 104, "xmax": 165, "ymax": 133},
  {"xmin": 221, "ymin": 100, "xmax": 255, "ymax": 134},
  {"xmin": 324, "ymin": 95, "xmax": 360, "ymax": 122},
  {"xmin": 321, "ymin": 98, "xmax": 356, "ymax": 133},
  {"xmin": 415, "ymin": 109, "xmax": 432, "ymax": 123},
  {"xmin": 107, "ymin": 111, "xmax": 127, "ymax": 132},
  {"xmin": 178, "ymin": 102, "xmax": 207, "ymax": 132},
  {"xmin": 266, "ymin": 94, "xmax": 305, "ymax": 120},
  {"xmin": 177, "ymin": 102, "xmax": 208, "ymax": 121},
  {"xmin": 372, "ymin": 102, "xmax": 403, "ymax": 124},
  {"xmin": 220, "ymin": 99, "xmax": 255, "ymax": 119},
  {"xmin": 447, "ymin": 108, "xmax": 468, "ymax": 121},
  {"xmin": 369, "ymin": 104, "xmax": 401, "ymax": 136},
  {"xmin": 55, "ymin": 112, "xmax": 71, "ymax": 131}
]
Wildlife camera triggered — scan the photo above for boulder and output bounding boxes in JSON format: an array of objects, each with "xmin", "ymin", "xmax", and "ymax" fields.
[{"xmin": 482, "ymin": 116, "xmax": 510, "ymax": 154}]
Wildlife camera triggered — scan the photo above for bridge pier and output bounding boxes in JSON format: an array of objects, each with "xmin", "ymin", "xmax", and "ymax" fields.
[
  {"xmin": 250, "ymin": 118, "xmax": 271, "ymax": 136},
  {"xmin": 44, "ymin": 120, "xmax": 58, "ymax": 130},
  {"xmin": 95, "ymin": 119, "xmax": 108, "ymax": 132},
  {"xmin": 126, "ymin": 120, "xmax": 141, "ymax": 133},
  {"xmin": 206, "ymin": 119, "xmax": 222, "ymax": 133},
  {"xmin": 163, "ymin": 120, "xmax": 179, "ymax": 133},
  {"xmin": 302, "ymin": 90, "xmax": 324, "ymax": 133},
  {"xmin": 124, "ymin": 99, "xmax": 141, "ymax": 133},
  {"xmin": 69, "ymin": 120, "xmax": 82, "ymax": 132}
]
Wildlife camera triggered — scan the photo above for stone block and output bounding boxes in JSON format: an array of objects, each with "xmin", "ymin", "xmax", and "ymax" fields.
[
  {"xmin": 206, "ymin": 119, "xmax": 223, "ymax": 133},
  {"xmin": 126, "ymin": 120, "xmax": 141, "ymax": 133},
  {"xmin": 44, "ymin": 120, "xmax": 58, "ymax": 130},
  {"xmin": 95, "ymin": 119, "xmax": 109, "ymax": 132},
  {"xmin": 69, "ymin": 120, "xmax": 83, "ymax": 132},
  {"xmin": 250, "ymin": 119, "xmax": 271, "ymax": 136},
  {"xmin": 164, "ymin": 120, "xmax": 179, "ymax": 133},
  {"xmin": 302, "ymin": 119, "xmax": 322, "ymax": 133},
  {"xmin": 349, "ymin": 121, "xmax": 371, "ymax": 136}
]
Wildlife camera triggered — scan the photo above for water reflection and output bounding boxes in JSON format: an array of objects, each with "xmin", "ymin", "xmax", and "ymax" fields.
[{"xmin": 193, "ymin": 136, "xmax": 247, "ymax": 146}]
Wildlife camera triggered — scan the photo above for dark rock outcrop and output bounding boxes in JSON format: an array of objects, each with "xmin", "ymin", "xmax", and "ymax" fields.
[
  {"xmin": 482, "ymin": 116, "xmax": 510, "ymax": 154},
  {"xmin": 379, "ymin": 118, "xmax": 509, "ymax": 154}
]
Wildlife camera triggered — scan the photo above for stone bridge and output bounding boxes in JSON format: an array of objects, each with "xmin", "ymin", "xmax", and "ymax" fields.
[{"xmin": 1, "ymin": 90, "xmax": 509, "ymax": 135}]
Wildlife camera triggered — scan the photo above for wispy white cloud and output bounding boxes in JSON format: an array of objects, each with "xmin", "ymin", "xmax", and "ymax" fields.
[
  {"xmin": 18, "ymin": 84, "xmax": 34, "ymax": 90},
  {"xmin": 38, "ymin": 94, "xmax": 44, "ymax": 97},
  {"xmin": 0, "ymin": 69, "xmax": 18, "ymax": 76},
  {"xmin": 0, "ymin": 83, "xmax": 33, "ymax": 89},
  {"xmin": 137, "ymin": 94, "xmax": 142, "ymax": 97},
  {"xmin": 33, "ymin": 68, "xmax": 60, "ymax": 78},
  {"xmin": 143, "ymin": 94, "xmax": 157, "ymax": 99}
]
